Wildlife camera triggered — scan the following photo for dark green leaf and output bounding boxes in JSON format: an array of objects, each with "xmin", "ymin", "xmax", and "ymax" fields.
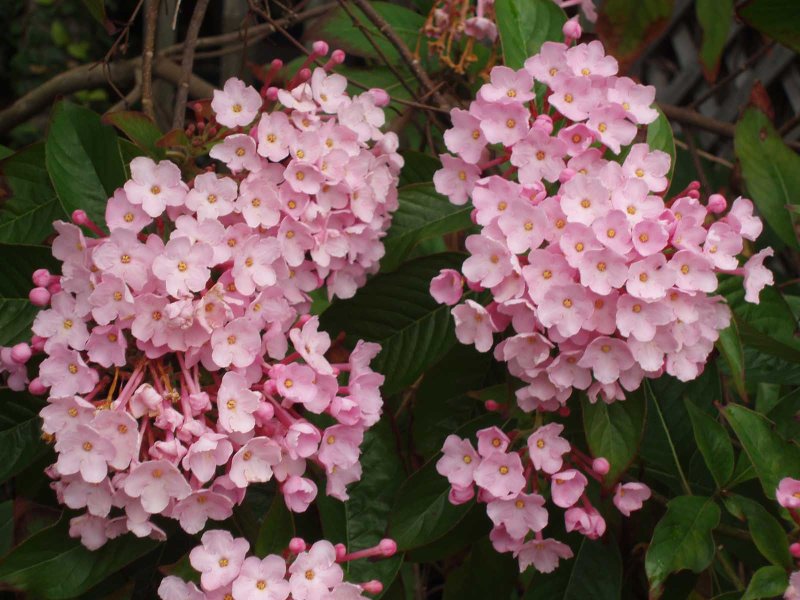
[
  {"xmin": 596, "ymin": 0, "xmax": 675, "ymax": 70},
  {"xmin": 0, "ymin": 244, "xmax": 58, "ymax": 346},
  {"xmin": 495, "ymin": 0, "xmax": 566, "ymax": 70},
  {"xmin": 723, "ymin": 494, "xmax": 792, "ymax": 569},
  {"xmin": 254, "ymin": 495, "xmax": 294, "ymax": 557},
  {"xmin": 724, "ymin": 403, "xmax": 800, "ymax": 499},
  {"xmin": 716, "ymin": 321, "xmax": 747, "ymax": 398},
  {"xmin": 684, "ymin": 400, "xmax": 734, "ymax": 489},
  {"xmin": 647, "ymin": 107, "xmax": 676, "ymax": 187},
  {"xmin": 0, "ymin": 501, "xmax": 12, "ymax": 556},
  {"xmin": 398, "ymin": 151, "xmax": 439, "ymax": 187},
  {"xmin": 524, "ymin": 537, "xmax": 622, "ymax": 599},
  {"xmin": 102, "ymin": 111, "xmax": 165, "ymax": 159},
  {"xmin": 45, "ymin": 101, "xmax": 126, "ymax": 227},
  {"xmin": 696, "ymin": 0, "xmax": 733, "ymax": 80},
  {"xmin": 442, "ymin": 537, "xmax": 517, "ymax": 600},
  {"xmin": 321, "ymin": 253, "xmax": 466, "ymax": 395},
  {"xmin": 0, "ymin": 144, "xmax": 67, "ymax": 244},
  {"xmin": 738, "ymin": 0, "xmax": 800, "ymax": 53},
  {"xmin": 382, "ymin": 184, "xmax": 471, "ymax": 272},
  {"xmin": 388, "ymin": 458, "xmax": 471, "ymax": 551},
  {"xmin": 0, "ymin": 518, "xmax": 157, "ymax": 599},
  {"xmin": 742, "ymin": 565, "xmax": 790, "ymax": 600},
  {"xmin": 80, "ymin": 0, "xmax": 106, "ymax": 25},
  {"xmin": 645, "ymin": 496, "xmax": 721, "ymax": 595},
  {"xmin": 0, "ymin": 394, "xmax": 48, "ymax": 485},
  {"xmin": 581, "ymin": 388, "xmax": 646, "ymax": 485},
  {"xmin": 734, "ymin": 107, "xmax": 800, "ymax": 248}
]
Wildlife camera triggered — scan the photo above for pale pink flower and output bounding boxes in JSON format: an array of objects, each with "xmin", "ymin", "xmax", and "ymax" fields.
[
  {"xmin": 190, "ymin": 529, "xmax": 250, "ymax": 591},
  {"xmin": 473, "ymin": 452, "xmax": 525, "ymax": 500},
  {"xmin": 288, "ymin": 541, "xmax": 344, "ymax": 599},
  {"xmin": 123, "ymin": 157, "xmax": 188, "ymax": 217},
  {"xmin": 613, "ymin": 482, "xmax": 651, "ymax": 516},
  {"xmin": 231, "ymin": 555, "xmax": 291, "ymax": 600},
  {"xmin": 212, "ymin": 78, "xmax": 262, "ymax": 128},
  {"xmin": 486, "ymin": 493, "xmax": 548, "ymax": 538},
  {"xmin": 527, "ymin": 423, "xmax": 570, "ymax": 474},
  {"xmin": 550, "ymin": 469, "xmax": 587, "ymax": 508},
  {"xmin": 743, "ymin": 248, "xmax": 774, "ymax": 304},
  {"xmin": 515, "ymin": 538, "xmax": 573, "ymax": 573}
]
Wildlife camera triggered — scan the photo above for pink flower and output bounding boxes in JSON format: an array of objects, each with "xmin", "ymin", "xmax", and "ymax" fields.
[
  {"xmin": 105, "ymin": 188, "xmax": 153, "ymax": 232},
  {"xmin": 785, "ymin": 572, "xmax": 800, "ymax": 600},
  {"xmin": 515, "ymin": 538, "xmax": 573, "ymax": 573},
  {"xmin": 182, "ymin": 433, "xmax": 234, "ymax": 482},
  {"xmin": 622, "ymin": 144, "xmax": 669, "ymax": 192},
  {"xmin": 607, "ymin": 78, "xmax": 658, "ymax": 125},
  {"xmin": 565, "ymin": 506, "xmax": 606, "ymax": 539},
  {"xmin": 289, "ymin": 317, "xmax": 332, "ymax": 374},
  {"xmin": 669, "ymin": 250, "xmax": 718, "ymax": 293},
  {"xmin": 282, "ymin": 475, "xmax": 318, "ymax": 512},
  {"xmin": 777, "ymin": 477, "xmax": 800, "ymax": 509},
  {"xmin": 473, "ymin": 452, "xmax": 525, "ymax": 500},
  {"xmin": 486, "ymin": 493, "xmax": 548, "ymax": 538},
  {"xmin": 586, "ymin": 104, "xmax": 637, "ymax": 154},
  {"xmin": 511, "ymin": 128, "xmax": 567, "ymax": 184},
  {"xmin": 123, "ymin": 157, "xmax": 188, "ymax": 217},
  {"xmin": 69, "ymin": 514, "xmax": 109, "ymax": 551},
  {"xmin": 39, "ymin": 345, "xmax": 98, "ymax": 396},
  {"xmin": 613, "ymin": 482, "xmax": 651, "ymax": 516},
  {"xmin": 158, "ymin": 576, "xmax": 204, "ymax": 600},
  {"xmin": 726, "ymin": 197, "xmax": 763, "ymax": 241},
  {"xmin": 462, "ymin": 234, "xmax": 514, "ymax": 288},
  {"xmin": 288, "ymin": 540, "xmax": 344, "ymax": 599},
  {"xmin": 217, "ymin": 371, "xmax": 261, "ymax": 433},
  {"xmin": 434, "ymin": 155, "xmax": 481, "ymax": 205},
  {"xmin": 444, "ymin": 108, "xmax": 487, "ymax": 164},
  {"xmin": 171, "ymin": 491, "xmax": 234, "ymax": 534},
  {"xmin": 210, "ymin": 133, "xmax": 262, "ymax": 173},
  {"xmin": 626, "ymin": 254, "xmax": 675, "ymax": 300},
  {"xmin": 152, "ymin": 237, "xmax": 213, "ymax": 297},
  {"xmin": 743, "ymin": 248, "xmax": 774, "ymax": 304},
  {"xmin": 92, "ymin": 229, "xmax": 156, "ymax": 292},
  {"xmin": 430, "ymin": 269, "xmax": 464, "ymax": 305},
  {"xmin": 476, "ymin": 426, "xmax": 510, "ymax": 457},
  {"xmin": 54, "ymin": 424, "xmax": 115, "ymax": 483},
  {"xmin": 478, "ymin": 66, "xmax": 535, "ymax": 104},
  {"xmin": 185, "ymin": 173, "xmax": 238, "ymax": 221},
  {"xmin": 527, "ymin": 423, "xmax": 570, "ymax": 474},
  {"xmin": 537, "ymin": 284, "xmax": 593, "ymax": 338},
  {"xmin": 436, "ymin": 435, "xmax": 480, "ymax": 488},
  {"xmin": 318, "ymin": 425, "xmax": 363, "ymax": 470},
  {"xmin": 89, "ymin": 275, "xmax": 134, "ymax": 325},
  {"xmin": 256, "ymin": 112, "xmax": 295, "ymax": 162},
  {"xmin": 229, "ymin": 438, "xmax": 282, "ymax": 488},
  {"xmin": 472, "ymin": 99, "xmax": 530, "ymax": 146},
  {"xmin": 231, "ymin": 555, "xmax": 291, "ymax": 600},
  {"xmin": 124, "ymin": 460, "xmax": 192, "ymax": 514},
  {"xmin": 212, "ymin": 78, "xmax": 262, "ymax": 128},
  {"xmin": 565, "ymin": 40, "xmax": 617, "ymax": 77},
  {"xmin": 577, "ymin": 337, "xmax": 635, "ymax": 385},
  {"xmin": 32, "ymin": 292, "xmax": 90, "ymax": 352},
  {"xmin": 616, "ymin": 295, "xmax": 673, "ymax": 342},
  {"xmin": 232, "ymin": 236, "xmax": 281, "ymax": 295},
  {"xmin": 190, "ymin": 529, "xmax": 250, "ymax": 591},
  {"xmin": 452, "ymin": 300, "xmax": 495, "ymax": 352},
  {"xmin": 211, "ymin": 318, "xmax": 262, "ymax": 368},
  {"xmin": 578, "ymin": 248, "xmax": 627, "ymax": 295},
  {"xmin": 549, "ymin": 469, "xmax": 587, "ymax": 508}
]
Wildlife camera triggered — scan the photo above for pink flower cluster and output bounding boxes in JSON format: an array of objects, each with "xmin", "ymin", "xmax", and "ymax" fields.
[
  {"xmin": 158, "ymin": 530, "xmax": 397, "ymax": 599},
  {"xmin": 774, "ymin": 478, "xmax": 800, "ymax": 599},
  {"xmin": 437, "ymin": 424, "xmax": 650, "ymax": 572},
  {"xmin": 431, "ymin": 31, "xmax": 773, "ymax": 408},
  {"xmin": 9, "ymin": 45, "xmax": 400, "ymax": 549}
]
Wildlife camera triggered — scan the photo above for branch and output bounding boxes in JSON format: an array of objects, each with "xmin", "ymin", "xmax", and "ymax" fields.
[
  {"xmin": 346, "ymin": 0, "xmax": 449, "ymax": 110},
  {"xmin": 141, "ymin": 0, "xmax": 161, "ymax": 120},
  {"xmin": 171, "ymin": 0, "xmax": 211, "ymax": 129}
]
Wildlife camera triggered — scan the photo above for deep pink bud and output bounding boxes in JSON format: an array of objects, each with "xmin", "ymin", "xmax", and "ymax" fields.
[
  {"xmin": 71, "ymin": 209, "xmax": 89, "ymax": 225},
  {"xmin": 312, "ymin": 40, "xmax": 330, "ymax": 56},
  {"xmin": 686, "ymin": 189, "xmax": 700, "ymax": 199},
  {"xmin": 288, "ymin": 537, "xmax": 307, "ymax": 554},
  {"xmin": 335, "ymin": 543, "xmax": 347, "ymax": 561},
  {"xmin": 558, "ymin": 406, "xmax": 571, "ymax": 418},
  {"xmin": 30, "ymin": 336, "xmax": 46, "ymax": 352},
  {"xmin": 29, "ymin": 287, "xmax": 50, "ymax": 306},
  {"xmin": 791, "ymin": 542, "xmax": 800, "ymax": 558},
  {"xmin": 484, "ymin": 399, "xmax": 500, "ymax": 411},
  {"xmin": 10, "ymin": 343, "xmax": 32, "ymax": 364},
  {"xmin": 533, "ymin": 114, "xmax": 554, "ymax": 134},
  {"xmin": 707, "ymin": 193, "xmax": 727, "ymax": 213},
  {"xmin": 369, "ymin": 88, "xmax": 390, "ymax": 107},
  {"xmin": 32, "ymin": 268, "xmax": 52, "ymax": 287},
  {"xmin": 331, "ymin": 49, "xmax": 346, "ymax": 64},
  {"xmin": 592, "ymin": 457, "xmax": 610, "ymax": 475},
  {"xmin": 361, "ymin": 580, "xmax": 384, "ymax": 594},
  {"xmin": 562, "ymin": 17, "xmax": 582, "ymax": 42},
  {"xmin": 48, "ymin": 282, "xmax": 62, "ymax": 294},
  {"xmin": 379, "ymin": 538, "xmax": 398, "ymax": 557},
  {"xmin": 28, "ymin": 377, "xmax": 46, "ymax": 395},
  {"xmin": 266, "ymin": 87, "xmax": 280, "ymax": 101}
]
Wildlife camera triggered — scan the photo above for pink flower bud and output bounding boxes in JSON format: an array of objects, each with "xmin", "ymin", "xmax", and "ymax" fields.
[
  {"xmin": 484, "ymin": 399, "xmax": 500, "ymax": 411},
  {"xmin": 266, "ymin": 87, "xmax": 279, "ymax": 100},
  {"xmin": 288, "ymin": 537, "xmax": 307, "ymax": 554},
  {"xmin": 533, "ymin": 114, "xmax": 554, "ymax": 134},
  {"xmin": 378, "ymin": 538, "xmax": 398, "ymax": 557},
  {"xmin": 28, "ymin": 377, "xmax": 47, "ymax": 395},
  {"xmin": 331, "ymin": 49, "xmax": 346, "ymax": 64},
  {"xmin": 790, "ymin": 542, "xmax": 800, "ymax": 558},
  {"xmin": 30, "ymin": 336, "xmax": 46, "ymax": 352},
  {"xmin": 686, "ymin": 189, "xmax": 700, "ymax": 199},
  {"xmin": 361, "ymin": 580, "xmax": 384, "ymax": 594},
  {"xmin": 32, "ymin": 268, "xmax": 52, "ymax": 287},
  {"xmin": 270, "ymin": 58, "xmax": 283, "ymax": 70},
  {"xmin": 71, "ymin": 209, "xmax": 90, "ymax": 225},
  {"xmin": 48, "ymin": 281, "xmax": 62, "ymax": 294},
  {"xmin": 312, "ymin": 40, "xmax": 330, "ymax": 56},
  {"xmin": 592, "ymin": 457, "xmax": 610, "ymax": 475},
  {"xmin": 335, "ymin": 543, "xmax": 347, "ymax": 561},
  {"xmin": 10, "ymin": 343, "xmax": 32, "ymax": 364},
  {"xmin": 29, "ymin": 287, "xmax": 50, "ymax": 306},
  {"xmin": 558, "ymin": 406, "xmax": 571, "ymax": 418},
  {"xmin": 707, "ymin": 193, "xmax": 727, "ymax": 213},
  {"xmin": 369, "ymin": 88, "xmax": 391, "ymax": 107},
  {"xmin": 562, "ymin": 17, "xmax": 582, "ymax": 42}
]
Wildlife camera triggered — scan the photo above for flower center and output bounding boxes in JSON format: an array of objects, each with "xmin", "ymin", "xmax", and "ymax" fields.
[
  {"xmin": 152, "ymin": 311, "xmax": 162, "ymax": 321},
  {"xmin": 113, "ymin": 291, "xmax": 123, "ymax": 301},
  {"xmin": 536, "ymin": 439, "xmax": 545, "ymax": 449},
  {"xmin": 580, "ymin": 199, "xmax": 591, "ymax": 209},
  {"xmin": 499, "ymin": 466, "xmax": 509, "ymax": 475},
  {"xmin": 680, "ymin": 264, "xmax": 690, "ymax": 274},
  {"xmin": 227, "ymin": 399, "xmax": 236, "ymax": 410},
  {"xmin": 598, "ymin": 122, "xmax": 607, "ymax": 132},
  {"xmin": 601, "ymin": 344, "xmax": 611, "ymax": 353},
  {"xmin": 639, "ymin": 273, "xmax": 649, "ymax": 282},
  {"xmin": 219, "ymin": 557, "xmax": 229, "ymax": 567},
  {"xmin": 251, "ymin": 198, "xmax": 261, "ymax": 207},
  {"xmin": 120, "ymin": 254, "xmax": 131, "ymax": 264},
  {"xmin": 524, "ymin": 221, "xmax": 533, "ymax": 231},
  {"xmin": 232, "ymin": 103, "xmax": 242, "ymax": 113},
  {"xmin": 207, "ymin": 194, "xmax": 217, "ymax": 204},
  {"xmin": 227, "ymin": 335, "xmax": 237, "ymax": 345},
  {"xmin": 472, "ymin": 129, "xmax": 481, "ymax": 140},
  {"xmin": 82, "ymin": 441, "xmax": 93, "ymax": 451},
  {"xmin": 632, "ymin": 304, "xmax": 642, "ymax": 313},
  {"xmin": 305, "ymin": 570, "xmax": 315, "ymax": 580},
  {"xmin": 177, "ymin": 261, "xmax": 188, "ymax": 272},
  {"xmin": 564, "ymin": 93, "xmax": 573, "ymax": 103},
  {"xmin": 63, "ymin": 319, "xmax": 73, "ymax": 330},
  {"xmin": 327, "ymin": 435, "xmax": 336, "ymax": 445},
  {"xmin": 267, "ymin": 133, "xmax": 277, "ymax": 143},
  {"xmin": 596, "ymin": 262, "xmax": 606, "ymax": 272},
  {"xmin": 68, "ymin": 407, "xmax": 78, "ymax": 417},
  {"xmin": 150, "ymin": 185, "xmax": 161, "ymax": 195},
  {"xmin": 635, "ymin": 168, "xmax": 644, "ymax": 178},
  {"xmin": 542, "ymin": 270, "xmax": 552, "ymax": 280},
  {"xmin": 68, "ymin": 363, "xmax": 78, "ymax": 374},
  {"xmin": 124, "ymin": 212, "xmax": 134, "ymax": 222},
  {"xmin": 151, "ymin": 469, "xmax": 162, "ymax": 478},
  {"xmin": 506, "ymin": 119, "xmax": 516, "ymax": 128},
  {"xmin": 256, "ymin": 580, "xmax": 267, "ymax": 590},
  {"xmin": 536, "ymin": 151, "xmax": 546, "ymax": 161},
  {"xmin": 463, "ymin": 455, "xmax": 472, "ymax": 464},
  {"xmin": 515, "ymin": 499, "xmax": 525, "ymax": 509},
  {"xmin": 243, "ymin": 451, "xmax": 252, "ymax": 461},
  {"xmin": 235, "ymin": 147, "xmax": 245, "ymax": 157},
  {"xmin": 562, "ymin": 298, "xmax": 573, "ymax": 308}
]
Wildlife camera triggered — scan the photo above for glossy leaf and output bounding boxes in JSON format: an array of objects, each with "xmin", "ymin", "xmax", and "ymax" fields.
[
  {"xmin": 398, "ymin": 151, "xmax": 439, "ymax": 186},
  {"xmin": 646, "ymin": 107, "xmax": 676, "ymax": 187},
  {"xmin": 738, "ymin": 0, "xmax": 800, "ymax": 53},
  {"xmin": 742, "ymin": 566, "xmax": 790, "ymax": 600},
  {"xmin": 45, "ymin": 100, "xmax": 126, "ymax": 227},
  {"xmin": 102, "ymin": 111, "xmax": 165, "ymax": 159},
  {"xmin": 645, "ymin": 496, "xmax": 721, "ymax": 595},
  {"xmin": 716, "ymin": 321, "xmax": 747, "ymax": 398},
  {"xmin": 254, "ymin": 495, "xmax": 294, "ymax": 558},
  {"xmin": 724, "ymin": 403, "xmax": 800, "ymax": 499},
  {"xmin": 0, "ymin": 391, "xmax": 48, "ymax": 485},
  {"xmin": 0, "ymin": 244, "xmax": 58, "ymax": 346},
  {"xmin": 0, "ymin": 501, "xmax": 11, "ymax": 557},
  {"xmin": 581, "ymin": 388, "xmax": 646, "ymax": 485},
  {"xmin": 696, "ymin": 0, "xmax": 733, "ymax": 80},
  {"xmin": 321, "ymin": 253, "xmax": 466, "ymax": 395},
  {"xmin": 0, "ymin": 144, "xmax": 67, "ymax": 244},
  {"xmin": 442, "ymin": 537, "xmax": 517, "ymax": 600},
  {"xmin": 495, "ymin": 0, "xmax": 566, "ymax": 70},
  {"xmin": 735, "ymin": 107, "xmax": 800, "ymax": 248},
  {"xmin": 596, "ymin": 0, "xmax": 675, "ymax": 70},
  {"xmin": 0, "ymin": 518, "xmax": 157, "ymax": 599},
  {"xmin": 382, "ymin": 184, "xmax": 472, "ymax": 272},
  {"xmin": 684, "ymin": 400, "xmax": 734, "ymax": 489},
  {"xmin": 723, "ymin": 494, "xmax": 792, "ymax": 570}
]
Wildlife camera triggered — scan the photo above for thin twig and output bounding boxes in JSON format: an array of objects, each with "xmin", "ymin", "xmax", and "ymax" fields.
[
  {"xmin": 673, "ymin": 138, "xmax": 734, "ymax": 169},
  {"xmin": 171, "ymin": 0, "xmax": 210, "ymax": 129},
  {"xmin": 141, "ymin": 0, "xmax": 160, "ymax": 120},
  {"xmin": 690, "ymin": 43, "xmax": 774, "ymax": 109},
  {"xmin": 347, "ymin": 0, "xmax": 449, "ymax": 109},
  {"xmin": 684, "ymin": 127, "xmax": 711, "ymax": 194}
]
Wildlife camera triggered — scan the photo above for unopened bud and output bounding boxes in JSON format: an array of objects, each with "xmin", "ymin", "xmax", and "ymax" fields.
[
  {"xmin": 288, "ymin": 537, "xmax": 307, "ymax": 554},
  {"xmin": 562, "ymin": 16, "xmax": 582, "ymax": 43},
  {"xmin": 29, "ymin": 287, "xmax": 50, "ymax": 306},
  {"xmin": 28, "ymin": 377, "xmax": 47, "ymax": 395},
  {"xmin": 361, "ymin": 580, "xmax": 383, "ymax": 594},
  {"xmin": 10, "ymin": 343, "xmax": 32, "ymax": 364},
  {"xmin": 312, "ymin": 40, "xmax": 330, "ymax": 56},
  {"xmin": 592, "ymin": 457, "xmax": 610, "ymax": 475},
  {"xmin": 378, "ymin": 538, "xmax": 398, "ymax": 557},
  {"xmin": 707, "ymin": 193, "xmax": 727, "ymax": 214}
]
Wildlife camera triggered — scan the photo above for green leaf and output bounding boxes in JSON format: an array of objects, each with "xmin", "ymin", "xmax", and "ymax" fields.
[
  {"xmin": 310, "ymin": 2, "xmax": 424, "ymax": 65},
  {"xmin": 716, "ymin": 321, "xmax": 747, "ymax": 398},
  {"xmin": 645, "ymin": 496, "xmax": 721, "ymax": 595},
  {"xmin": 254, "ymin": 495, "xmax": 294, "ymax": 558},
  {"xmin": 647, "ymin": 107, "xmax": 676, "ymax": 186},
  {"xmin": 495, "ymin": 0, "xmax": 566, "ymax": 70},
  {"xmin": 102, "ymin": 111, "xmax": 165, "ymax": 159},
  {"xmin": 0, "ymin": 391, "xmax": 48, "ymax": 485},
  {"xmin": 723, "ymin": 494, "xmax": 792, "ymax": 570},
  {"xmin": 443, "ymin": 537, "xmax": 517, "ymax": 600},
  {"xmin": 45, "ymin": 100, "xmax": 126, "ymax": 227},
  {"xmin": 398, "ymin": 151, "xmax": 439, "ymax": 187},
  {"xmin": 596, "ymin": 0, "xmax": 675, "ymax": 69},
  {"xmin": 724, "ymin": 403, "xmax": 800, "ymax": 499},
  {"xmin": 581, "ymin": 388, "xmax": 646, "ymax": 485},
  {"xmin": 317, "ymin": 419, "xmax": 404, "ymax": 593},
  {"xmin": 382, "ymin": 184, "xmax": 472, "ymax": 272},
  {"xmin": 0, "ymin": 518, "xmax": 157, "ymax": 599},
  {"xmin": 696, "ymin": 0, "xmax": 733, "ymax": 80},
  {"xmin": 684, "ymin": 400, "xmax": 734, "ymax": 489},
  {"xmin": 320, "ymin": 253, "xmax": 466, "ymax": 395},
  {"xmin": 80, "ymin": 0, "xmax": 106, "ymax": 24},
  {"xmin": 735, "ymin": 107, "xmax": 800, "ymax": 248},
  {"xmin": 0, "ymin": 144, "xmax": 68, "ymax": 244},
  {"xmin": 742, "ymin": 565, "xmax": 790, "ymax": 600},
  {"xmin": 738, "ymin": 0, "xmax": 800, "ymax": 53},
  {"xmin": 387, "ymin": 458, "xmax": 471, "ymax": 551},
  {"xmin": 0, "ymin": 243, "xmax": 58, "ymax": 346},
  {"xmin": 524, "ymin": 537, "xmax": 622, "ymax": 599},
  {"xmin": 0, "ymin": 501, "xmax": 12, "ymax": 557}
]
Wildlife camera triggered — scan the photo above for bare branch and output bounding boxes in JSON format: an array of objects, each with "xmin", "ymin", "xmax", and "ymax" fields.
[
  {"xmin": 171, "ymin": 0, "xmax": 211, "ymax": 130},
  {"xmin": 141, "ymin": 0, "xmax": 161, "ymax": 120}
]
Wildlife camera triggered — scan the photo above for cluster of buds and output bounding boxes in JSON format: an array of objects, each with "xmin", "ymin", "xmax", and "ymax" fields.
[
  {"xmin": 423, "ymin": 0, "xmax": 498, "ymax": 73},
  {"xmin": 158, "ymin": 530, "xmax": 397, "ymax": 600},
  {"xmin": 5, "ymin": 43, "xmax": 400, "ymax": 549},
  {"xmin": 431, "ymin": 24, "xmax": 773, "ymax": 408},
  {"xmin": 437, "ymin": 424, "xmax": 650, "ymax": 572}
]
